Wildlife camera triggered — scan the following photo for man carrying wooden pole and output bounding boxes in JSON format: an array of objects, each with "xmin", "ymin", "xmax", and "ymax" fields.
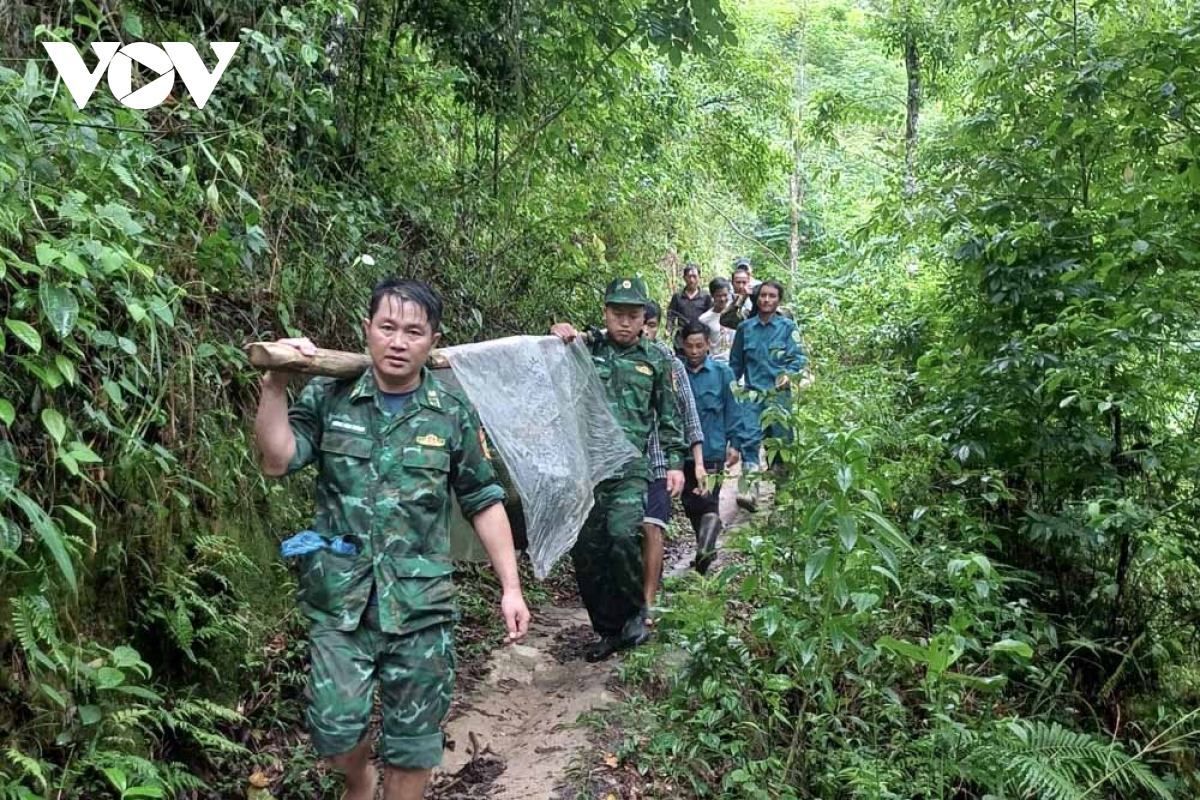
[{"xmin": 253, "ymin": 278, "xmax": 530, "ymax": 800}]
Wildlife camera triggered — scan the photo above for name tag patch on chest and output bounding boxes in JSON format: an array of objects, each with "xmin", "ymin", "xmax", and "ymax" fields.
[
  {"xmin": 416, "ymin": 434, "xmax": 446, "ymax": 448},
  {"xmin": 330, "ymin": 419, "xmax": 367, "ymax": 434}
]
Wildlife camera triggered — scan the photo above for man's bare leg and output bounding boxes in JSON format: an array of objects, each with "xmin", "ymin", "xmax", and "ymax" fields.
[
  {"xmin": 384, "ymin": 766, "xmax": 431, "ymax": 800},
  {"xmin": 641, "ymin": 522, "xmax": 664, "ymax": 624},
  {"xmin": 329, "ymin": 736, "xmax": 378, "ymax": 800}
]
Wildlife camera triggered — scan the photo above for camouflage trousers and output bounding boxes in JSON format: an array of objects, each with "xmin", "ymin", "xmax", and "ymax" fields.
[
  {"xmin": 306, "ymin": 602, "xmax": 454, "ymax": 769},
  {"xmin": 572, "ymin": 475, "xmax": 649, "ymax": 638}
]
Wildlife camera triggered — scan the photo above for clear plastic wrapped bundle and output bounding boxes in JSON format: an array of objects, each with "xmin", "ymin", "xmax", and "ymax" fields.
[{"xmin": 441, "ymin": 335, "xmax": 639, "ymax": 578}]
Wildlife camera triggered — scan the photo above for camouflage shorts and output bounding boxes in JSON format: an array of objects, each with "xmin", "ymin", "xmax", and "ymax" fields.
[{"xmin": 306, "ymin": 603, "xmax": 455, "ymax": 769}]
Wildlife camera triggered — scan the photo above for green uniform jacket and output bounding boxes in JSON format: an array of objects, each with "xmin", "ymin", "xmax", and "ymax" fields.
[
  {"xmin": 285, "ymin": 368, "xmax": 505, "ymax": 634},
  {"xmin": 588, "ymin": 333, "xmax": 687, "ymax": 478}
]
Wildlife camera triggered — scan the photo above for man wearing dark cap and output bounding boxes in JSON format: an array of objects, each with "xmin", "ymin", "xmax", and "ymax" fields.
[{"xmin": 551, "ymin": 277, "xmax": 686, "ymax": 661}]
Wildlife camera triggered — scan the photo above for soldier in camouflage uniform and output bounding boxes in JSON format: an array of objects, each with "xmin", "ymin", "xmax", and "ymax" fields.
[
  {"xmin": 550, "ymin": 277, "xmax": 687, "ymax": 662},
  {"xmin": 255, "ymin": 279, "xmax": 530, "ymax": 800}
]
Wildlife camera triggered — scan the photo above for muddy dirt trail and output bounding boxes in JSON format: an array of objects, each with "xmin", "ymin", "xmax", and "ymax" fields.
[{"xmin": 431, "ymin": 478, "xmax": 751, "ymax": 799}]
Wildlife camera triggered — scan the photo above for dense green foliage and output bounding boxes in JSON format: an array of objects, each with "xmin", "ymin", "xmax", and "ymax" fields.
[
  {"xmin": 617, "ymin": 0, "xmax": 1200, "ymax": 797},
  {"xmin": 0, "ymin": 0, "xmax": 759, "ymax": 795},
  {"xmin": 2, "ymin": 0, "xmax": 1198, "ymax": 797}
]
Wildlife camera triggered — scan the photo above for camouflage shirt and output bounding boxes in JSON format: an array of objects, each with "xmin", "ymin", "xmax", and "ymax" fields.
[
  {"xmin": 284, "ymin": 368, "xmax": 505, "ymax": 634},
  {"xmin": 588, "ymin": 332, "xmax": 686, "ymax": 478}
]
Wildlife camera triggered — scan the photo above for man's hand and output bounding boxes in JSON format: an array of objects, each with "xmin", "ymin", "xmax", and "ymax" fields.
[
  {"xmin": 550, "ymin": 323, "xmax": 579, "ymax": 343},
  {"xmin": 775, "ymin": 372, "xmax": 791, "ymax": 391},
  {"xmin": 501, "ymin": 590, "xmax": 531, "ymax": 642},
  {"xmin": 262, "ymin": 336, "xmax": 317, "ymax": 391},
  {"xmin": 725, "ymin": 446, "xmax": 741, "ymax": 469},
  {"xmin": 692, "ymin": 461, "xmax": 709, "ymax": 495},
  {"xmin": 666, "ymin": 469, "xmax": 685, "ymax": 498}
]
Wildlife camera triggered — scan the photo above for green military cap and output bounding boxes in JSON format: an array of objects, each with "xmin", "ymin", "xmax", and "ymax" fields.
[{"xmin": 604, "ymin": 276, "xmax": 649, "ymax": 306}]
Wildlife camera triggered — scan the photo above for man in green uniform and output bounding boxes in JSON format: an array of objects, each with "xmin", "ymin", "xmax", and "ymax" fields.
[
  {"xmin": 550, "ymin": 277, "xmax": 687, "ymax": 661},
  {"xmin": 255, "ymin": 278, "xmax": 530, "ymax": 800}
]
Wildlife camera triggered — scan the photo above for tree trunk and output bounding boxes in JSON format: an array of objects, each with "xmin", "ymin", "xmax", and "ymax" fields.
[
  {"xmin": 244, "ymin": 342, "xmax": 449, "ymax": 378},
  {"xmin": 789, "ymin": 8, "xmax": 808, "ymax": 285},
  {"xmin": 903, "ymin": 32, "xmax": 921, "ymax": 196}
]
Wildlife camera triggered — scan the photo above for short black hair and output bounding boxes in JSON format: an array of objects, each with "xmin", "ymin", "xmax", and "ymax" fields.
[
  {"xmin": 368, "ymin": 278, "xmax": 443, "ymax": 332},
  {"xmin": 643, "ymin": 300, "xmax": 662, "ymax": 322},
  {"xmin": 681, "ymin": 322, "xmax": 709, "ymax": 341},
  {"xmin": 732, "ymin": 264, "xmax": 751, "ymax": 277},
  {"xmin": 709, "ymin": 277, "xmax": 731, "ymax": 295},
  {"xmin": 683, "ymin": 263, "xmax": 699, "ymax": 276},
  {"xmin": 759, "ymin": 279, "xmax": 785, "ymax": 300}
]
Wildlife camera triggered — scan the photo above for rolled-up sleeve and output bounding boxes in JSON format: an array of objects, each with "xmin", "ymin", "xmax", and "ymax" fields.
[
  {"xmin": 452, "ymin": 405, "xmax": 506, "ymax": 517},
  {"xmin": 285, "ymin": 379, "xmax": 325, "ymax": 475}
]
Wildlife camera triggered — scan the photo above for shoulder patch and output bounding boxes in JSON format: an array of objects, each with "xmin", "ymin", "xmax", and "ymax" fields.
[
  {"xmin": 791, "ymin": 330, "xmax": 802, "ymax": 344},
  {"xmin": 416, "ymin": 434, "xmax": 446, "ymax": 448},
  {"xmin": 478, "ymin": 427, "xmax": 494, "ymax": 461},
  {"xmin": 635, "ymin": 363, "xmax": 653, "ymax": 376}
]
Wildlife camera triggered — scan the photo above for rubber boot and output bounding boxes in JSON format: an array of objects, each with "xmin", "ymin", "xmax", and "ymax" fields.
[
  {"xmin": 620, "ymin": 608, "xmax": 652, "ymax": 648},
  {"xmin": 735, "ymin": 471, "xmax": 759, "ymax": 512},
  {"xmin": 694, "ymin": 514, "xmax": 722, "ymax": 574}
]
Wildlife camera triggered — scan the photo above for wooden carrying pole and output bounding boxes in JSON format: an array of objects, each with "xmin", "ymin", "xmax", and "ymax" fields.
[{"xmin": 244, "ymin": 341, "xmax": 449, "ymax": 378}]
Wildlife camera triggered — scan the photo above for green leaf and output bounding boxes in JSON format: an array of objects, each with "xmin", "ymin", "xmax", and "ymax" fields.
[
  {"xmin": 55, "ymin": 355, "xmax": 77, "ymax": 386},
  {"xmin": 41, "ymin": 408, "xmax": 66, "ymax": 445},
  {"xmin": 95, "ymin": 666, "xmax": 126, "ymax": 689},
  {"xmin": 148, "ymin": 297, "xmax": 175, "ymax": 326},
  {"xmin": 123, "ymin": 11, "xmax": 144, "ymax": 37},
  {"xmin": 67, "ymin": 441, "xmax": 102, "ymax": 464},
  {"xmin": 762, "ymin": 674, "xmax": 792, "ymax": 692},
  {"xmin": 805, "ymin": 546, "xmax": 831, "ymax": 586},
  {"xmin": 110, "ymin": 645, "xmax": 143, "ymax": 670},
  {"xmin": 35, "ymin": 242, "xmax": 62, "ymax": 266},
  {"xmin": 58, "ymin": 451, "xmax": 79, "ymax": 477},
  {"xmin": 102, "ymin": 379, "xmax": 124, "ymax": 407},
  {"xmin": 13, "ymin": 490, "xmax": 75, "ymax": 590},
  {"xmin": 850, "ymin": 592, "xmax": 879, "ymax": 613},
  {"xmin": 0, "ymin": 441, "xmax": 17, "ymax": 491},
  {"xmin": 102, "ymin": 767, "xmax": 128, "ymax": 793},
  {"xmin": 0, "ymin": 399, "xmax": 12, "ymax": 427},
  {"xmin": 835, "ymin": 465, "xmax": 853, "ymax": 492},
  {"xmin": 944, "ymin": 672, "xmax": 1008, "ymax": 692},
  {"xmin": 836, "ymin": 514, "xmax": 857, "ymax": 551},
  {"xmin": 124, "ymin": 789, "xmax": 164, "ymax": 799},
  {"xmin": 57, "ymin": 505, "xmax": 96, "ymax": 533},
  {"xmin": 78, "ymin": 704, "xmax": 103, "ymax": 725},
  {"xmin": 0, "ymin": 516, "xmax": 20, "ymax": 551},
  {"xmin": 95, "ymin": 203, "xmax": 144, "ymax": 236},
  {"xmin": 863, "ymin": 511, "xmax": 911, "ymax": 551},
  {"xmin": 112, "ymin": 684, "xmax": 163, "ymax": 702},
  {"xmin": 5, "ymin": 319, "xmax": 42, "ymax": 353},
  {"xmin": 24, "ymin": 59, "xmax": 39, "ymax": 97},
  {"xmin": 877, "ymin": 636, "xmax": 928, "ymax": 664},
  {"xmin": 990, "ymin": 638, "xmax": 1033, "ymax": 659},
  {"xmin": 40, "ymin": 683, "xmax": 69, "ymax": 709},
  {"xmin": 39, "ymin": 284, "xmax": 79, "ymax": 338}
]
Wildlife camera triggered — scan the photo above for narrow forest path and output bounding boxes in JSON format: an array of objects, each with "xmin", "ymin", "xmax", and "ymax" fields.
[{"xmin": 431, "ymin": 478, "xmax": 751, "ymax": 799}]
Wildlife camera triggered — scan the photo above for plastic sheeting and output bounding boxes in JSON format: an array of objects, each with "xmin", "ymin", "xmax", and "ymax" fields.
[{"xmin": 441, "ymin": 335, "xmax": 639, "ymax": 577}]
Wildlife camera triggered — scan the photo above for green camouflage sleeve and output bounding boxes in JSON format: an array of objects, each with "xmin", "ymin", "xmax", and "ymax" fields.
[
  {"xmin": 452, "ymin": 403, "xmax": 506, "ymax": 517},
  {"xmin": 284, "ymin": 378, "xmax": 325, "ymax": 475},
  {"xmin": 654, "ymin": 353, "xmax": 687, "ymax": 471}
]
